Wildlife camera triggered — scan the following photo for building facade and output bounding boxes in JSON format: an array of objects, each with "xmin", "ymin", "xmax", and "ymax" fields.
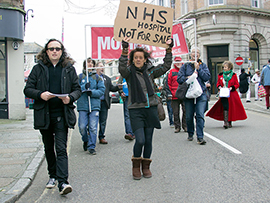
[
  {"xmin": 0, "ymin": 0, "xmax": 25, "ymax": 119},
  {"xmin": 24, "ymin": 42, "xmax": 43, "ymax": 73},
  {"xmin": 174, "ymin": 0, "xmax": 270, "ymax": 93}
]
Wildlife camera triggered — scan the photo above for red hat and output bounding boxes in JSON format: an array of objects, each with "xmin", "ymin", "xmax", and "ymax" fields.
[{"xmin": 174, "ymin": 56, "xmax": 182, "ymax": 62}]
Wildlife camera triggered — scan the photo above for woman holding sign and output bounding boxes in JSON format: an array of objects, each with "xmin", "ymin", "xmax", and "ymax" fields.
[
  {"xmin": 118, "ymin": 37, "xmax": 173, "ymax": 180},
  {"xmin": 206, "ymin": 61, "xmax": 247, "ymax": 128}
]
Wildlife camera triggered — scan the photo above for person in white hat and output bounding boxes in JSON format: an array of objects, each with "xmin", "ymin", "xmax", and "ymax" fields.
[{"xmin": 251, "ymin": 68, "xmax": 262, "ymax": 101}]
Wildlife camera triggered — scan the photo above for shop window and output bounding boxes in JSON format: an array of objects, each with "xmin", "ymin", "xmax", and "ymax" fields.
[
  {"xmin": 252, "ymin": 0, "xmax": 259, "ymax": 7},
  {"xmin": 0, "ymin": 41, "xmax": 6, "ymax": 102},
  {"xmin": 209, "ymin": 0, "xmax": 224, "ymax": 6}
]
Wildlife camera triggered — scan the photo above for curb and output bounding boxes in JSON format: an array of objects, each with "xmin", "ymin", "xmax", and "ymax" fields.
[{"xmin": 1, "ymin": 146, "xmax": 45, "ymax": 203}]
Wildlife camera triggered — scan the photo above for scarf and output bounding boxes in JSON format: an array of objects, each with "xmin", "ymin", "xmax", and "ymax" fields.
[
  {"xmin": 223, "ymin": 70, "xmax": 233, "ymax": 87},
  {"xmin": 130, "ymin": 63, "xmax": 154, "ymax": 103}
]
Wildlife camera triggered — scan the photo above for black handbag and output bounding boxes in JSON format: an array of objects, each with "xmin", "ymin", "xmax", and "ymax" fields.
[{"xmin": 175, "ymin": 82, "xmax": 189, "ymax": 100}]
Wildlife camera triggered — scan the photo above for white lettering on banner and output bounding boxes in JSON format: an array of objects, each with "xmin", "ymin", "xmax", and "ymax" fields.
[
  {"xmin": 111, "ymin": 38, "xmax": 121, "ymax": 50},
  {"xmin": 173, "ymin": 33, "xmax": 180, "ymax": 47},
  {"xmin": 98, "ymin": 36, "xmax": 111, "ymax": 59}
]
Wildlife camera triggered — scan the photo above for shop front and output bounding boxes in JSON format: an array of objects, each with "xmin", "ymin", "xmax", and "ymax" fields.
[{"xmin": 0, "ymin": 7, "xmax": 25, "ymax": 119}]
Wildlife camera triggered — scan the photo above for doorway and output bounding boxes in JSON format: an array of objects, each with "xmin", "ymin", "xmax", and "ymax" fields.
[
  {"xmin": 0, "ymin": 39, "xmax": 8, "ymax": 119},
  {"xmin": 207, "ymin": 45, "xmax": 229, "ymax": 94}
]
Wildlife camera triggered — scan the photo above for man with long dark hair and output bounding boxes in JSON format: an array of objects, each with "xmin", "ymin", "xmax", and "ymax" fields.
[{"xmin": 24, "ymin": 39, "xmax": 81, "ymax": 195}]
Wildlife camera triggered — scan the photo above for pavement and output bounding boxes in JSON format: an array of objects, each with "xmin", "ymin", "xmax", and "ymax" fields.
[{"xmin": 0, "ymin": 96, "xmax": 269, "ymax": 203}]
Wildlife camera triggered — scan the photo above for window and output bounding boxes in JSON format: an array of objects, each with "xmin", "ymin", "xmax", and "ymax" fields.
[
  {"xmin": 0, "ymin": 41, "xmax": 6, "ymax": 102},
  {"xmin": 159, "ymin": 0, "xmax": 164, "ymax": 6},
  {"xmin": 209, "ymin": 0, "xmax": 224, "ymax": 6},
  {"xmin": 252, "ymin": 0, "xmax": 259, "ymax": 8},
  {"xmin": 249, "ymin": 39, "xmax": 259, "ymax": 71},
  {"xmin": 171, "ymin": 0, "xmax": 175, "ymax": 9},
  {"xmin": 181, "ymin": 0, "xmax": 188, "ymax": 15}
]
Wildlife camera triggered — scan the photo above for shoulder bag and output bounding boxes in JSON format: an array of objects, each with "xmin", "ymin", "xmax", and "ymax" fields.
[
  {"xmin": 156, "ymin": 95, "xmax": 165, "ymax": 121},
  {"xmin": 175, "ymin": 82, "xmax": 189, "ymax": 100}
]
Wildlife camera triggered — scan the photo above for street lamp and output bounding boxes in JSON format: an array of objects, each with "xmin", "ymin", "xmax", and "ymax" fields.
[{"xmin": 25, "ymin": 9, "xmax": 34, "ymax": 23}]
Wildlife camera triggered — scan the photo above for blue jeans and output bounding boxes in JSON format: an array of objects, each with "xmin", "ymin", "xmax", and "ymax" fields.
[
  {"xmin": 98, "ymin": 100, "xmax": 108, "ymax": 140},
  {"xmin": 166, "ymin": 100, "xmax": 174, "ymax": 125},
  {"xmin": 78, "ymin": 110, "xmax": 99, "ymax": 150},
  {"xmin": 184, "ymin": 93, "xmax": 207, "ymax": 139},
  {"xmin": 123, "ymin": 97, "xmax": 133, "ymax": 135}
]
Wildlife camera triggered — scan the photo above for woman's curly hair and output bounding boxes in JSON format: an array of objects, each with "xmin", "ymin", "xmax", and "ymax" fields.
[
  {"xmin": 128, "ymin": 47, "xmax": 152, "ymax": 66},
  {"xmin": 36, "ymin": 38, "xmax": 75, "ymax": 67}
]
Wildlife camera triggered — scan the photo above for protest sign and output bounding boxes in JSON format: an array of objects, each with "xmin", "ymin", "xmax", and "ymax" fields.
[
  {"xmin": 113, "ymin": 0, "xmax": 174, "ymax": 48},
  {"xmin": 91, "ymin": 23, "xmax": 188, "ymax": 59}
]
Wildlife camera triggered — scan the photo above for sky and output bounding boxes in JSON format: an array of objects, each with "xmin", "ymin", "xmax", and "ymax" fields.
[{"xmin": 24, "ymin": 0, "xmax": 126, "ymax": 73}]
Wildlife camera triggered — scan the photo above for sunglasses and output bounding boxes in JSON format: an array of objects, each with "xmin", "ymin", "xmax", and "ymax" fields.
[{"xmin": 47, "ymin": 47, "xmax": 62, "ymax": 52}]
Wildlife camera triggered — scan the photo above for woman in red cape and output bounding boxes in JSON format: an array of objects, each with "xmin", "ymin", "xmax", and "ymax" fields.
[{"xmin": 206, "ymin": 61, "xmax": 247, "ymax": 128}]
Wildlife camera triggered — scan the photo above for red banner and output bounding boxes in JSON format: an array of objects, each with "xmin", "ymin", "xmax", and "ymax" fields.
[{"xmin": 91, "ymin": 23, "xmax": 188, "ymax": 59}]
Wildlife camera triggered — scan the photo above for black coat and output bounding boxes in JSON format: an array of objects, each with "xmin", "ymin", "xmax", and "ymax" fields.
[
  {"xmin": 24, "ymin": 61, "xmax": 81, "ymax": 129},
  {"xmin": 239, "ymin": 72, "xmax": 251, "ymax": 93},
  {"xmin": 101, "ymin": 74, "xmax": 120, "ymax": 109}
]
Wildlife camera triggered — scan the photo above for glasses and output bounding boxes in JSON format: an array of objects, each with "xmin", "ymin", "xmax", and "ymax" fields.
[{"xmin": 47, "ymin": 47, "xmax": 62, "ymax": 52}]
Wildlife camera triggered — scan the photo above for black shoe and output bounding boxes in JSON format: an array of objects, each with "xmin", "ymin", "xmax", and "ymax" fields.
[
  {"xmin": 187, "ymin": 136, "xmax": 193, "ymax": 141},
  {"xmin": 46, "ymin": 178, "xmax": 56, "ymax": 189},
  {"xmin": 89, "ymin": 149, "xmax": 96, "ymax": 155},
  {"xmin": 246, "ymin": 100, "xmax": 251, "ymax": 103},
  {"xmin": 174, "ymin": 128, "xmax": 180, "ymax": 133},
  {"xmin": 197, "ymin": 138, "xmax": 206, "ymax": 145},
  {"xmin": 59, "ymin": 183, "xmax": 72, "ymax": 195},
  {"xmin": 83, "ymin": 142, "xmax": 88, "ymax": 151}
]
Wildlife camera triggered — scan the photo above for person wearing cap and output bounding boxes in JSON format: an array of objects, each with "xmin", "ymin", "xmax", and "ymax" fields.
[
  {"xmin": 167, "ymin": 56, "xmax": 187, "ymax": 133},
  {"xmin": 251, "ymin": 69, "xmax": 262, "ymax": 101}
]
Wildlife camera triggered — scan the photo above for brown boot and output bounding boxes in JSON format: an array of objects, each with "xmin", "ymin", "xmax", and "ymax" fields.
[
  {"xmin": 223, "ymin": 111, "xmax": 229, "ymax": 129},
  {"xmin": 131, "ymin": 157, "xmax": 142, "ymax": 180},
  {"xmin": 141, "ymin": 158, "xmax": 152, "ymax": 178}
]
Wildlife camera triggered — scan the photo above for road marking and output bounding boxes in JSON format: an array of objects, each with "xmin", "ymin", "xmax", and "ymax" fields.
[{"xmin": 204, "ymin": 132, "xmax": 242, "ymax": 154}]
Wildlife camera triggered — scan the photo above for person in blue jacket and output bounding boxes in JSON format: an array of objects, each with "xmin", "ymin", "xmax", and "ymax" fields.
[
  {"xmin": 77, "ymin": 57, "xmax": 105, "ymax": 155},
  {"xmin": 261, "ymin": 61, "xmax": 270, "ymax": 109},
  {"xmin": 177, "ymin": 48, "xmax": 210, "ymax": 145}
]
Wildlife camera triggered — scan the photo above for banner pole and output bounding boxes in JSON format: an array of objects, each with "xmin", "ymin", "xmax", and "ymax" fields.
[{"xmin": 85, "ymin": 25, "xmax": 91, "ymax": 112}]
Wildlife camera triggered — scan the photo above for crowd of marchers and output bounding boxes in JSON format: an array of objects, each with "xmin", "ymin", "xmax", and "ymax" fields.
[{"xmin": 23, "ymin": 38, "xmax": 270, "ymax": 196}]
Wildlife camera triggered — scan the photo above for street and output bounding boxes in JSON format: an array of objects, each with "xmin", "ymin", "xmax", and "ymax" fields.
[{"xmin": 16, "ymin": 103, "xmax": 270, "ymax": 203}]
